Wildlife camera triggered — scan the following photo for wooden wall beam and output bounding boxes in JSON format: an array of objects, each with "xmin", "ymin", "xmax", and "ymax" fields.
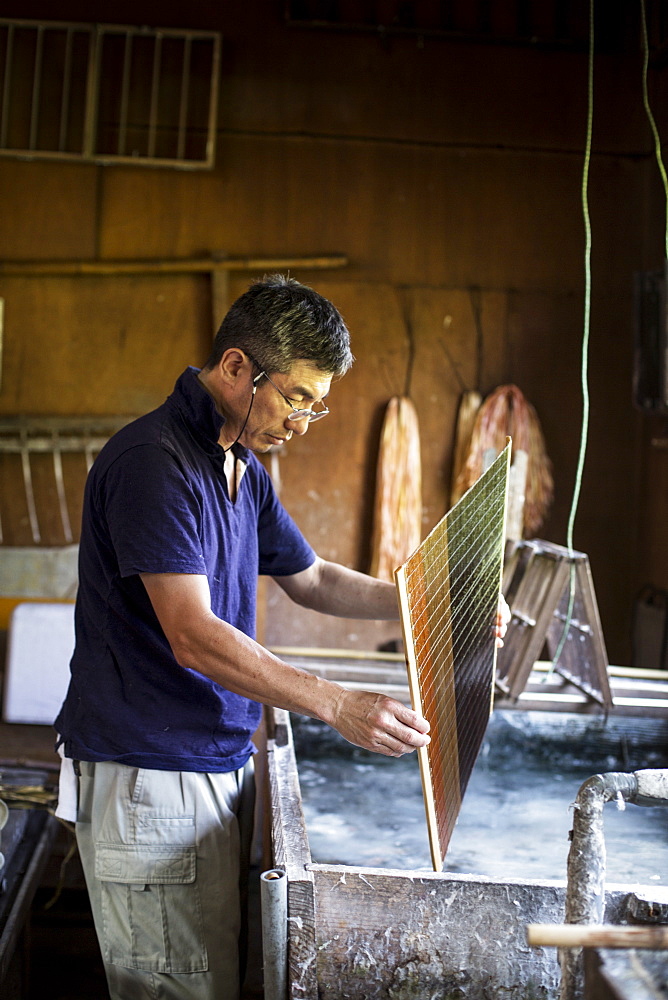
[{"xmin": 0, "ymin": 254, "xmax": 348, "ymax": 277}]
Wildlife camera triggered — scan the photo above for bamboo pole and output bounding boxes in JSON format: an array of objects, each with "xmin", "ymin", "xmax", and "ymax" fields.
[
  {"xmin": 0, "ymin": 255, "xmax": 348, "ymax": 276},
  {"xmin": 527, "ymin": 923, "xmax": 668, "ymax": 950}
]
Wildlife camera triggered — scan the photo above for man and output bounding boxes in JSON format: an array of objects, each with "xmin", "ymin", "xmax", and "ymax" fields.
[{"xmin": 55, "ymin": 275, "xmax": 435, "ymax": 1000}]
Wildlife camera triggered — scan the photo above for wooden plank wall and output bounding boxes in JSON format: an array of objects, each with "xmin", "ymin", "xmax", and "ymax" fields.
[{"xmin": 0, "ymin": 0, "xmax": 665, "ymax": 662}]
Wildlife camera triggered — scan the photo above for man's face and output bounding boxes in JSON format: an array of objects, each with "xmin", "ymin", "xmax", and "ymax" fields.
[{"xmin": 237, "ymin": 360, "xmax": 333, "ymax": 454}]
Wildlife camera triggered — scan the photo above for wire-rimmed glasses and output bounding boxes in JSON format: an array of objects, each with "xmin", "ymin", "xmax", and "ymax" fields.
[{"xmin": 249, "ymin": 357, "xmax": 330, "ymax": 422}]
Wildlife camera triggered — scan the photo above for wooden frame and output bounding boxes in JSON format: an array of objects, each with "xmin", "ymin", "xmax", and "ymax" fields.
[
  {"xmin": 395, "ymin": 443, "xmax": 510, "ymax": 871},
  {"xmin": 263, "ymin": 704, "xmax": 650, "ymax": 1000}
]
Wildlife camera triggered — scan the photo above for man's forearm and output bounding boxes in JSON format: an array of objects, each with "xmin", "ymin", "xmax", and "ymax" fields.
[
  {"xmin": 317, "ymin": 560, "xmax": 400, "ymax": 619},
  {"xmin": 140, "ymin": 571, "xmax": 428, "ymax": 757},
  {"xmin": 172, "ymin": 611, "xmax": 427, "ymax": 756},
  {"xmin": 277, "ymin": 557, "xmax": 400, "ymax": 620}
]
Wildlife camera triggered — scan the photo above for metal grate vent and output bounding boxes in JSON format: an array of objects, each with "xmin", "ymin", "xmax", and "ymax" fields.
[
  {"xmin": 0, "ymin": 416, "xmax": 134, "ymax": 545},
  {"xmin": 0, "ymin": 18, "xmax": 221, "ymax": 169}
]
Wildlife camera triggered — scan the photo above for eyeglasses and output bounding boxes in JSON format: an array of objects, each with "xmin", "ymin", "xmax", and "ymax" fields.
[{"xmin": 249, "ymin": 358, "xmax": 330, "ymax": 422}]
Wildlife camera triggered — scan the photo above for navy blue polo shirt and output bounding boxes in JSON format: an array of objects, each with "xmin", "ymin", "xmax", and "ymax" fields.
[{"xmin": 54, "ymin": 367, "xmax": 315, "ymax": 772}]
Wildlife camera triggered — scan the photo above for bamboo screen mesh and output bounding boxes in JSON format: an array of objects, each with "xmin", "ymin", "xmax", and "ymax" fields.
[{"xmin": 395, "ymin": 442, "xmax": 511, "ymax": 871}]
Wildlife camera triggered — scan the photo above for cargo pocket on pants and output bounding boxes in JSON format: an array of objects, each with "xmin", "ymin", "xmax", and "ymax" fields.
[{"xmin": 95, "ymin": 842, "xmax": 208, "ymax": 973}]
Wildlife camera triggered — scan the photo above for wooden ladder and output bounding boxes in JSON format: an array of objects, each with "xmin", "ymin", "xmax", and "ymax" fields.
[{"xmin": 496, "ymin": 538, "xmax": 613, "ymax": 710}]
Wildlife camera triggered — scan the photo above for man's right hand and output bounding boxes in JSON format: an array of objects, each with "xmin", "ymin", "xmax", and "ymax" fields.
[{"xmin": 329, "ymin": 688, "xmax": 430, "ymax": 757}]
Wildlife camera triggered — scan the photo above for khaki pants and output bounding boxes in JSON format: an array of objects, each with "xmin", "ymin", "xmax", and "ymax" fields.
[{"xmin": 75, "ymin": 759, "xmax": 255, "ymax": 1000}]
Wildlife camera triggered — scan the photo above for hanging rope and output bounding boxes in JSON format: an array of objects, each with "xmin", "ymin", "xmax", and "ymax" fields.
[
  {"xmin": 640, "ymin": 0, "xmax": 668, "ymax": 258},
  {"xmin": 551, "ymin": 0, "xmax": 595, "ymax": 669}
]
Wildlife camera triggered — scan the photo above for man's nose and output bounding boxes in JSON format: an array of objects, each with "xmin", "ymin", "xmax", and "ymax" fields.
[{"xmin": 286, "ymin": 414, "xmax": 309, "ymax": 436}]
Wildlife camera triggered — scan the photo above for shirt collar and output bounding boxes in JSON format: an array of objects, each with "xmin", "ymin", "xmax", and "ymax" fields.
[{"xmin": 168, "ymin": 367, "xmax": 251, "ymax": 461}]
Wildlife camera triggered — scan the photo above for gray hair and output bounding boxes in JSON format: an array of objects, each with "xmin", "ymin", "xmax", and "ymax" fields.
[{"xmin": 205, "ymin": 274, "xmax": 354, "ymax": 376}]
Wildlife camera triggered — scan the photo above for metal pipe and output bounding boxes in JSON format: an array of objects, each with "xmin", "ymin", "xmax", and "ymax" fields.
[
  {"xmin": 633, "ymin": 767, "xmax": 668, "ymax": 806},
  {"xmin": 82, "ymin": 25, "xmax": 99, "ymax": 158},
  {"xmin": 205, "ymin": 32, "xmax": 220, "ymax": 167},
  {"xmin": 147, "ymin": 33, "xmax": 162, "ymax": 159},
  {"xmin": 260, "ymin": 868, "xmax": 288, "ymax": 1000},
  {"xmin": 29, "ymin": 25, "xmax": 44, "ymax": 150},
  {"xmin": 177, "ymin": 36, "xmax": 191, "ymax": 161},
  {"xmin": 117, "ymin": 31, "xmax": 133, "ymax": 157},
  {"xmin": 52, "ymin": 437, "xmax": 73, "ymax": 543},
  {"xmin": 560, "ymin": 768, "xmax": 668, "ymax": 1000},
  {"xmin": 1, "ymin": 23, "xmax": 14, "ymax": 149},
  {"xmin": 20, "ymin": 436, "xmax": 40, "ymax": 543},
  {"xmin": 0, "ymin": 798, "xmax": 8, "ymax": 872},
  {"xmin": 58, "ymin": 27, "xmax": 73, "ymax": 152}
]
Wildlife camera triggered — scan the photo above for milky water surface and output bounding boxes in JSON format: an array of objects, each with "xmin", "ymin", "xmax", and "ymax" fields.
[{"xmin": 291, "ymin": 710, "xmax": 668, "ymax": 885}]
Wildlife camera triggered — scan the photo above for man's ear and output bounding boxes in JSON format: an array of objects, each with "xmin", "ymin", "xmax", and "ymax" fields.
[{"xmin": 218, "ymin": 348, "xmax": 250, "ymax": 385}]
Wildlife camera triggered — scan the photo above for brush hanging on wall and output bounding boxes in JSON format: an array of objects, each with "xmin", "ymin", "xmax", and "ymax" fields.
[
  {"xmin": 369, "ymin": 396, "xmax": 422, "ymax": 582},
  {"xmin": 453, "ymin": 384, "xmax": 553, "ymax": 538},
  {"xmin": 450, "ymin": 390, "xmax": 483, "ymax": 508}
]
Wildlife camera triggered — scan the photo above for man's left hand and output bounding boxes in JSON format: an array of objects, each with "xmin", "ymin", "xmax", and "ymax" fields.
[{"xmin": 495, "ymin": 595, "xmax": 511, "ymax": 648}]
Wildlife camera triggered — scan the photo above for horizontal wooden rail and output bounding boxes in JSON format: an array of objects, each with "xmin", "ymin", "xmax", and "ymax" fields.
[
  {"xmin": 269, "ymin": 645, "xmax": 404, "ymax": 662},
  {"xmin": 264, "ymin": 649, "xmax": 668, "ymax": 719},
  {"xmin": 0, "ymin": 255, "xmax": 348, "ymax": 276}
]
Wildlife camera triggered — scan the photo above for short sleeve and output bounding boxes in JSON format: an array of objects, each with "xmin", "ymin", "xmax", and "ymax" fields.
[
  {"xmin": 100, "ymin": 444, "xmax": 207, "ymax": 578},
  {"xmin": 254, "ymin": 465, "xmax": 315, "ymax": 577}
]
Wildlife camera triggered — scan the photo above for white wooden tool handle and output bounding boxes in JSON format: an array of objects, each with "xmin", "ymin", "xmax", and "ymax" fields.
[{"xmin": 527, "ymin": 923, "xmax": 668, "ymax": 950}]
